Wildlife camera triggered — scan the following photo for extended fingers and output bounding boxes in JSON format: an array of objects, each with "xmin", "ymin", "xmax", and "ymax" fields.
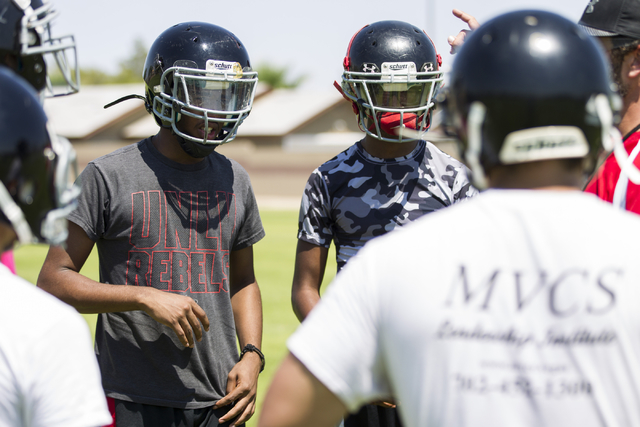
[
  {"xmin": 448, "ymin": 9, "xmax": 480, "ymax": 54},
  {"xmin": 215, "ymin": 370, "xmax": 253, "ymax": 410},
  {"xmin": 229, "ymin": 398, "xmax": 256, "ymax": 427},
  {"xmin": 177, "ymin": 316, "xmax": 195, "ymax": 347},
  {"xmin": 218, "ymin": 393, "xmax": 256, "ymax": 426},
  {"xmin": 214, "ymin": 393, "xmax": 234, "ymax": 410},
  {"xmin": 165, "ymin": 297, "xmax": 208, "ymax": 347},
  {"xmin": 452, "ymin": 9, "xmax": 480, "ymax": 30},
  {"xmin": 191, "ymin": 302, "xmax": 210, "ymax": 332},
  {"xmin": 185, "ymin": 308, "xmax": 203, "ymax": 343},
  {"xmin": 215, "ymin": 381, "xmax": 245, "ymax": 410},
  {"xmin": 170, "ymin": 301, "xmax": 206, "ymax": 347}
]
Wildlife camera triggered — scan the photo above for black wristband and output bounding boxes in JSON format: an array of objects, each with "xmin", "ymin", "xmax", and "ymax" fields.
[{"xmin": 240, "ymin": 344, "xmax": 265, "ymax": 373}]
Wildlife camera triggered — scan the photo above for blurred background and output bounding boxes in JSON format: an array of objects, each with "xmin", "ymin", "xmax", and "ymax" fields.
[
  {"xmin": 52, "ymin": 0, "xmax": 589, "ymax": 89},
  {"xmin": 44, "ymin": 0, "xmax": 593, "ymax": 208}
]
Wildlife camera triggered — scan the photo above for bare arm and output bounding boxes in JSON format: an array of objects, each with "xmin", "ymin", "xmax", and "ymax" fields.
[
  {"xmin": 291, "ymin": 241, "xmax": 395, "ymax": 409},
  {"xmin": 36, "ymin": 221, "xmax": 209, "ymax": 348},
  {"xmin": 216, "ymin": 245, "xmax": 263, "ymax": 426},
  {"xmin": 291, "ymin": 240, "xmax": 330, "ymax": 322},
  {"xmin": 258, "ymin": 352, "xmax": 346, "ymax": 427}
]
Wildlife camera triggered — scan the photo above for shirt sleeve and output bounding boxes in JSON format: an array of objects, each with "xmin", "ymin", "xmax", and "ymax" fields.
[
  {"xmin": 297, "ymin": 170, "xmax": 334, "ymax": 248},
  {"xmin": 232, "ymin": 174, "xmax": 265, "ymax": 251},
  {"xmin": 67, "ymin": 162, "xmax": 110, "ymax": 241},
  {"xmin": 452, "ymin": 163, "xmax": 479, "ymax": 202},
  {"xmin": 30, "ymin": 311, "xmax": 111, "ymax": 427},
  {"xmin": 287, "ymin": 243, "xmax": 391, "ymax": 411},
  {"xmin": 425, "ymin": 142, "xmax": 478, "ymax": 204}
]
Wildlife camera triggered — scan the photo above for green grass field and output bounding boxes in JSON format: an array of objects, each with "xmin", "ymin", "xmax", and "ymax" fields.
[{"xmin": 13, "ymin": 209, "xmax": 336, "ymax": 426}]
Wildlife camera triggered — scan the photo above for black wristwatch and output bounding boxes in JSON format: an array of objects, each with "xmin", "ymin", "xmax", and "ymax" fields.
[{"xmin": 240, "ymin": 344, "xmax": 265, "ymax": 373}]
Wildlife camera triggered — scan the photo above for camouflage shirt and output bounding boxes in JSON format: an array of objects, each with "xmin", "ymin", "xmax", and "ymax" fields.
[{"xmin": 298, "ymin": 139, "xmax": 477, "ymax": 271}]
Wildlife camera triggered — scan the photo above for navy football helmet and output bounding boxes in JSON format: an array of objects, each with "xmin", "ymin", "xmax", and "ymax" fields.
[
  {"xmin": 142, "ymin": 22, "xmax": 258, "ymax": 157},
  {"xmin": 0, "ymin": 0, "xmax": 79, "ymax": 99},
  {"xmin": 339, "ymin": 20, "xmax": 443, "ymax": 142},
  {"xmin": 0, "ymin": 67, "xmax": 79, "ymax": 245},
  {"xmin": 447, "ymin": 10, "xmax": 621, "ymax": 188}
]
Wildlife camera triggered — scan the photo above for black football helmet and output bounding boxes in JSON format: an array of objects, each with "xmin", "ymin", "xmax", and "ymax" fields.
[
  {"xmin": 338, "ymin": 20, "xmax": 443, "ymax": 143},
  {"xmin": 0, "ymin": 67, "xmax": 79, "ymax": 245},
  {"xmin": 0, "ymin": 0, "xmax": 79, "ymax": 100},
  {"xmin": 447, "ymin": 10, "xmax": 621, "ymax": 189},
  {"xmin": 142, "ymin": 22, "xmax": 258, "ymax": 157}
]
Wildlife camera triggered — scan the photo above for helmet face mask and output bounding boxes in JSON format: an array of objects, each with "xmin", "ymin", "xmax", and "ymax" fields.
[
  {"xmin": 343, "ymin": 66, "xmax": 442, "ymax": 141},
  {"xmin": 6, "ymin": 0, "xmax": 80, "ymax": 99},
  {"xmin": 340, "ymin": 21, "xmax": 443, "ymax": 143},
  {"xmin": 153, "ymin": 60, "xmax": 258, "ymax": 144},
  {"xmin": 143, "ymin": 22, "xmax": 258, "ymax": 151},
  {"xmin": 35, "ymin": 127, "xmax": 79, "ymax": 245},
  {"xmin": 0, "ymin": 67, "xmax": 79, "ymax": 246}
]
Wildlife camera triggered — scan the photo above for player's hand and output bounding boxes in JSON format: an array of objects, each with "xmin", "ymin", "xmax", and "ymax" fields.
[
  {"xmin": 214, "ymin": 352, "xmax": 261, "ymax": 426},
  {"xmin": 448, "ymin": 9, "xmax": 481, "ymax": 54},
  {"xmin": 139, "ymin": 287, "xmax": 210, "ymax": 347}
]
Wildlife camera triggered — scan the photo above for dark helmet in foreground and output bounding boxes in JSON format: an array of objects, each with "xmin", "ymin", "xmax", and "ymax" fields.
[
  {"xmin": 142, "ymin": 22, "xmax": 258, "ymax": 158},
  {"xmin": 0, "ymin": 67, "xmax": 79, "ymax": 245},
  {"xmin": 447, "ymin": 10, "xmax": 625, "ymax": 189},
  {"xmin": 338, "ymin": 20, "xmax": 443, "ymax": 143},
  {"xmin": 0, "ymin": 0, "xmax": 79, "ymax": 99}
]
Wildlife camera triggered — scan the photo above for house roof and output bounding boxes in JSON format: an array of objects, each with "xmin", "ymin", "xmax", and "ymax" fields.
[
  {"xmin": 122, "ymin": 87, "xmax": 346, "ymax": 140},
  {"xmin": 44, "ymin": 84, "xmax": 145, "ymax": 139},
  {"xmin": 43, "ymin": 83, "xmax": 275, "ymax": 140},
  {"xmin": 236, "ymin": 89, "xmax": 345, "ymax": 136},
  {"xmin": 43, "ymin": 84, "xmax": 456, "ymax": 151}
]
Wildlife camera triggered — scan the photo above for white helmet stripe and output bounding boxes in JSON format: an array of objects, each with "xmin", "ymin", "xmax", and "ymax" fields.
[{"xmin": 466, "ymin": 102, "xmax": 490, "ymax": 190}]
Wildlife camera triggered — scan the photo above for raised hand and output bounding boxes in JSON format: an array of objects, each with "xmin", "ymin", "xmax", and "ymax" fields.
[{"xmin": 448, "ymin": 9, "xmax": 481, "ymax": 54}]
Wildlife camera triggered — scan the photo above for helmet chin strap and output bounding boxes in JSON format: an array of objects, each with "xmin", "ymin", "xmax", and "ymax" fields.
[
  {"xmin": 366, "ymin": 111, "xmax": 430, "ymax": 141},
  {"xmin": 466, "ymin": 102, "xmax": 490, "ymax": 190},
  {"xmin": 176, "ymin": 134, "xmax": 217, "ymax": 158},
  {"xmin": 171, "ymin": 109, "xmax": 219, "ymax": 159},
  {"xmin": 379, "ymin": 112, "xmax": 419, "ymax": 134}
]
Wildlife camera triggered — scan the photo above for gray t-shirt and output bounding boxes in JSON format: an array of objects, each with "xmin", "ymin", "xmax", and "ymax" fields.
[{"xmin": 68, "ymin": 137, "xmax": 265, "ymax": 408}]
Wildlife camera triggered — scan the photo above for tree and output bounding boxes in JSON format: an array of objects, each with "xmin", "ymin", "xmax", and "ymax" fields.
[
  {"xmin": 57, "ymin": 43, "xmax": 307, "ymax": 88},
  {"xmin": 112, "ymin": 38, "xmax": 148, "ymax": 83},
  {"xmin": 255, "ymin": 63, "xmax": 306, "ymax": 89},
  {"xmin": 51, "ymin": 37, "xmax": 148, "ymax": 85},
  {"xmin": 78, "ymin": 68, "xmax": 111, "ymax": 85}
]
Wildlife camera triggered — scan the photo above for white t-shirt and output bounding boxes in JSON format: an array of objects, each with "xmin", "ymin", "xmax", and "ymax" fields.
[
  {"xmin": 0, "ymin": 264, "xmax": 111, "ymax": 427},
  {"xmin": 289, "ymin": 190, "xmax": 640, "ymax": 427}
]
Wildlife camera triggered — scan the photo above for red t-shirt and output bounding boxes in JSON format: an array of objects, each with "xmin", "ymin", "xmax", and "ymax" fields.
[{"xmin": 585, "ymin": 129, "xmax": 640, "ymax": 214}]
